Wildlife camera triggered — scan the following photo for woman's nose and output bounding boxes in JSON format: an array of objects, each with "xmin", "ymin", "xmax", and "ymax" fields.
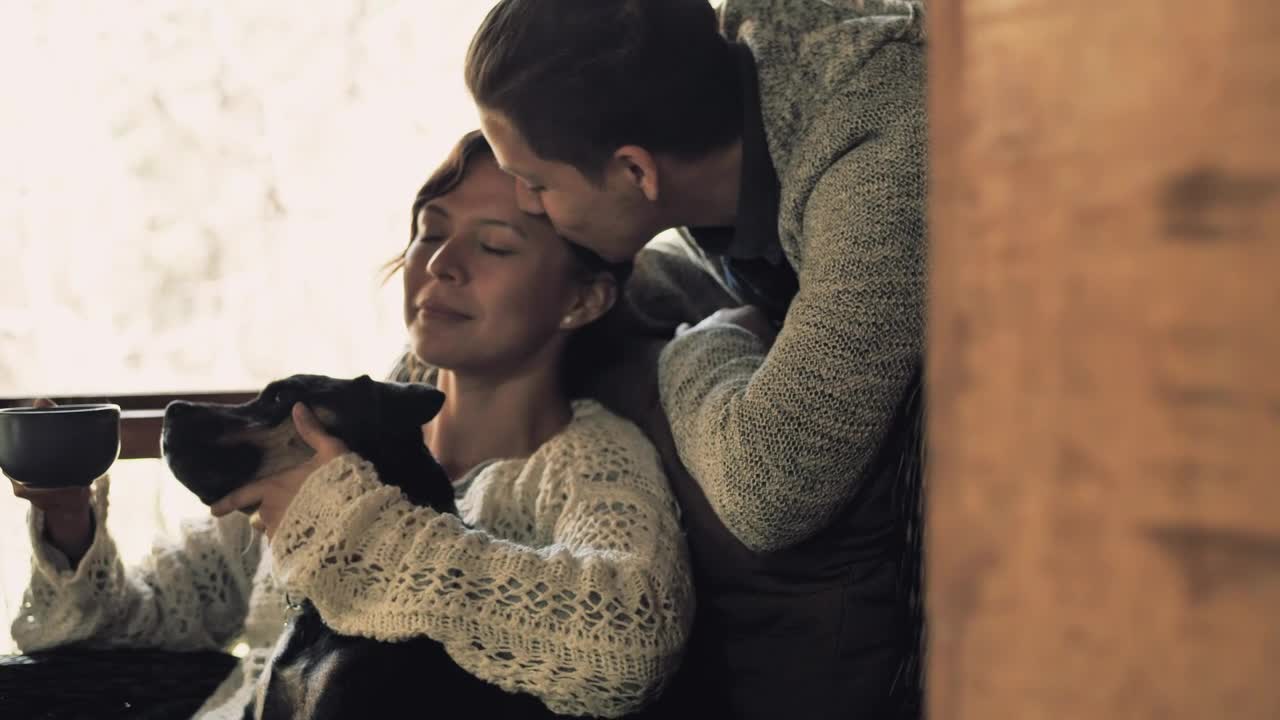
[
  {"xmin": 425, "ymin": 239, "xmax": 465, "ymax": 283},
  {"xmin": 514, "ymin": 181, "xmax": 546, "ymax": 216}
]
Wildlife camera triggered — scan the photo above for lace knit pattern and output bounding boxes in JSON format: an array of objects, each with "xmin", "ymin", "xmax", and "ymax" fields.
[
  {"xmin": 658, "ymin": 0, "xmax": 927, "ymax": 552},
  {"xmin": 12, "ymin": 477, "xmax": 284, "ymax": 719},
  {"xmin": 14, "ymin": 395, "xmax": 690, "ymax": 718},
  {"xmin": 269, "ymin": 396, "xmax": 692, "ymax": 718}
]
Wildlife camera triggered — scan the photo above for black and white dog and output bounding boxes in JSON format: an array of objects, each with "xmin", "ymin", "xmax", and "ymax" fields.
[{"xmin": 162, "ymin": 374, "xmax": 566, "ymax": 719}]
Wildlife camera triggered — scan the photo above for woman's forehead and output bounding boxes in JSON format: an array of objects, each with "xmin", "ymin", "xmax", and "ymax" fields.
[
  {"xmin": 422, "ymin": 162, "xmax": 551, "ymax": 234},
  {"xmin": 425, "ymin": 159, "xmax": 506, "ymax": 212}
]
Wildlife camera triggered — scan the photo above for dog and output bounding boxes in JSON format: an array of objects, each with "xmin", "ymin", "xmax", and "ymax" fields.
[{"xmin": 162, "ymin": 374, "xmax": 565, "ymax": 719}]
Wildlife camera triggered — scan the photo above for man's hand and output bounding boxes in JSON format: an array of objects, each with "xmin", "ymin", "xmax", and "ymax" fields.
[
  {"xmin": 210, "ymin": 403, "xmax": 348, "ymax": 539},
  {"xmin": 675, "ymin": 305, "xmax": 778, "ymax": 347}
]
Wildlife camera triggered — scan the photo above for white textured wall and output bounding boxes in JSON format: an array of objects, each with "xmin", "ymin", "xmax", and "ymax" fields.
[
  {"xmin": 0, "ymin": 0, "xmax": 497, "ymax": 396},
  {"xmin": 1, "ymin": 0, "xmax": 499, "ymax": 652}
]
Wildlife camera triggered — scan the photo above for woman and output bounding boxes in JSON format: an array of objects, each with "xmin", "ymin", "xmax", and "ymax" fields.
[{"xmin": 10, "ymin": 131, "xmax": 693, "ymax": 719}]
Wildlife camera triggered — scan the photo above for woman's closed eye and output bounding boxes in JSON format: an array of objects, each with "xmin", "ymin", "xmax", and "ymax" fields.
[
  {"xmin": 415, "ymin": 231, "xmax": 512, "ymax": 256},
  {"xmin": 475, "ymin": 226, "xmax": 521, "ymax": 256},
  {"xmin": 480, "ymin": 243, "xmax": 515, "ymax": 257}
]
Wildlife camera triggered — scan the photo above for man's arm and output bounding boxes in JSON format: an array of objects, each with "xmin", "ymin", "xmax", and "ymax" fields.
[{"xmin": 657, "ymin": 48, "xmax": 926, "ymax": 552}]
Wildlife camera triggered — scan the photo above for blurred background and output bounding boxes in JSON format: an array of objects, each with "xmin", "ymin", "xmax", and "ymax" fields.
[{"xmin": 0, "ymin": 0, "xmax": 505, "ymax": 652}]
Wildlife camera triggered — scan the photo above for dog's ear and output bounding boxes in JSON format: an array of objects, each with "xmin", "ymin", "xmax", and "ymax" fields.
[
  {"xmin": 375, "ymin": 381, "xmax": 446, "ymax": 429},
  {"xmin": 331, "ymin": 375, "xmax": 387, "ymax": 432},
  {"xmin": 350, "ymin": 375, "xmax": 380, "ymax": 409}
]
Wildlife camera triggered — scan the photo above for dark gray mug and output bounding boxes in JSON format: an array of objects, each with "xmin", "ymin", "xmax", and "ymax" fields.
[{"xmin": 0, "ymin": 404, "xmax": 121, "ymax": 488}]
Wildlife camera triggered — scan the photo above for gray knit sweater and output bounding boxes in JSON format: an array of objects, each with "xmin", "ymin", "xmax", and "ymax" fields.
[{"xmin": 657, "ymin": 0, "xmax": 927, "ymax": 553}]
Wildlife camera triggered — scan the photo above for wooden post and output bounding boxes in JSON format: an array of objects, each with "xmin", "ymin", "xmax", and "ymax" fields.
[{"xmin": 926, "ymin": 2, "xmax": 1280, "ymax": 718}]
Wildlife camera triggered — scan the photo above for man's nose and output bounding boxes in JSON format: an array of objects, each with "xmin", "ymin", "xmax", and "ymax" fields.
[{"xmin": 514, "ymin": 180, "xmax": 546, "ymax": 216}]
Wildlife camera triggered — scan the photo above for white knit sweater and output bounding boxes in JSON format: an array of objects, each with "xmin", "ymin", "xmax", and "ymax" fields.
[{"xmin": 13, "ymin": 399, "xmax": 692, "ymax": 718}]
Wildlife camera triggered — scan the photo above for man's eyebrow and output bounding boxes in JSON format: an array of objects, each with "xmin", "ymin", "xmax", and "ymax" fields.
[{"xmin": 499, "ymin": 164, "xmax": 539, "ymax": 183}]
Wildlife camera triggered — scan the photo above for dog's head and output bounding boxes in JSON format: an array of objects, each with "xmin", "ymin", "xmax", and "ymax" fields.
[{"xmin": 162, "ymin": 374, "xmax": 454, "ymax": 513}]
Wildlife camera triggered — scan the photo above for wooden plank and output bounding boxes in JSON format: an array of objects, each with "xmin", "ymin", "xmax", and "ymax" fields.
[
  {"xmin": 927, "ymin": 1, "xmax": 1280, "ymax": 718},
  {"xmin": 0, "ymin": 392, "xmax": 256, "ymax": 460},
  {"xmin": 0, "ymin": 392, "xmax": 257, "ymax": 411},
  {"xmin": 120, "ymin": 409, "xmax": 165, "ymax": 460}
]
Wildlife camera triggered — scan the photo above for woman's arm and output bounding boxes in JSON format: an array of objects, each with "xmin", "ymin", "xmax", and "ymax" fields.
[
  {"xmin": 269, "ymin": 408, "xmax": 693, "ymax": 719},
  {"xmin": 12, "ymin": 474, "xmax": 263, "ymax": 654}
]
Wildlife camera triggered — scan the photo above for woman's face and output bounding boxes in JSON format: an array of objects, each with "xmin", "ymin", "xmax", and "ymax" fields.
[{"xmin": 402, "ymin": 154, "xmax": 590, "ymax": 378}]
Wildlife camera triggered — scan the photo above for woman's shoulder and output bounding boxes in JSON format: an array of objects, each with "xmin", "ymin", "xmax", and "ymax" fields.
[
  {"xmin": 554, "ymin": 399, "xmax": 663, "ymax": 472},
  {"xmin": 567, "ymin": 398, "xmax": 651, "ymax": 443},
  {"xmin": 535, "ymin": 400, "xmax": 676, "ymax": 511}
]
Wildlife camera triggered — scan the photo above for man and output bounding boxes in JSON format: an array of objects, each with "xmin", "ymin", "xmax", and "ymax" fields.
[{"xmin": 465, "ymin": 1, "xmax": 926, "ymax": 717}]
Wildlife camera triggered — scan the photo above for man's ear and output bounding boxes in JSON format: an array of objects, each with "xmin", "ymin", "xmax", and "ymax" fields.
[
  {"xmin": 612, "ymin": 145, "xmax": 660, "ymax": 203},
  {"xmin": 560, "ymin": 275, "xmax": 619, "ymax": 330}
]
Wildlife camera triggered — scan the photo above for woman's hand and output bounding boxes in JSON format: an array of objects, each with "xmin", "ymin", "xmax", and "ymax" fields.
[
  {"xmin": 7, "ymin": 399, "xmax": 96, "ymax": 563},
  {"xmin": 675, "ymin": 305, "xmax": 779, "ymax": 347},
  {"xmin": 210, "ymin": 403, "xmax": 348, "ymax": 539}
]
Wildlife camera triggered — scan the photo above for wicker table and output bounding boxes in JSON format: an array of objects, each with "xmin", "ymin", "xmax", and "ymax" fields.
[{"xmin": 0, "ymin": 648, "xmax": 237, "ymax": 719}]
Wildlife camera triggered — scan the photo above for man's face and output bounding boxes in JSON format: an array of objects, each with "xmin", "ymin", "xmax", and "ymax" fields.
[{"xmin": 479, "ymin": 108, "xmax": 653, "ymax": 264}]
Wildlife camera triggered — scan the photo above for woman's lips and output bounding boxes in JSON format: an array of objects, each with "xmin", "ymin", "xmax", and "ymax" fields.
[{"xmin": 417, "ymin": 301, "xmax": 471, "ymax": 321}]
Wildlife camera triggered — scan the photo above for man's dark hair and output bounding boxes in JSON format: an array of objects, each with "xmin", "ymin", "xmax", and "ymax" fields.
[{"xmin": 465, "ymin": 0, "xmax": 743, "ymax": 179}]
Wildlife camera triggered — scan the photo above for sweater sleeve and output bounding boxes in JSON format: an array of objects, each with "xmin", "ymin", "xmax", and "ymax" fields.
[
  {"xmin": 657, "ymin": 43, "xmax": 926, "ymax": 553},
  {"xmin": 11, "ymin": 474, "xmax": 262, "ymax": 653},
  {"xmin": 268, "ymin": 411, "xmax": 693, "ymax": 718}
]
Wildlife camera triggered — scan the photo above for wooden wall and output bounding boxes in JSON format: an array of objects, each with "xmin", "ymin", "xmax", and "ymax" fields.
[{"xmin": 926, "ymin": 1, "xmax": 1280, "ymax": 718}]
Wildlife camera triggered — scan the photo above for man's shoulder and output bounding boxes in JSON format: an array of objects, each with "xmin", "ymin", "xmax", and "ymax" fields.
[
  {"xmin": 723, "ymin": 0, "xmax": 926, "ymax": 166},
  {"xmin": 722, "ymin": 0, "xmax": 925, "ymax": 56},
  {"xmin": 724, "ymin": 0, "xmax": 925, "ymax": 105}
]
